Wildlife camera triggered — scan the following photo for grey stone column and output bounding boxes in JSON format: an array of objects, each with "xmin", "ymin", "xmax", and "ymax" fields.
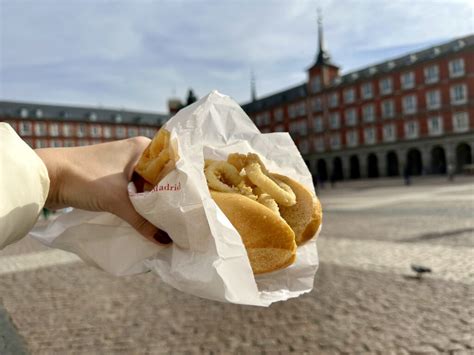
[
  {"xmin": 444, "ymin": 141, "xmax": 455, "ymax": 167},
  {"xmin": 376, "ymin": 151, "xmax": 387, "ymax": 177},
  {"xmin": 359, "ymin": 152, "xmax": 368, "ymax": 178},
  {"xmin": 398, "ymin": 147, "xmax": 407, "ymax": 174},
  {"xmin": 341, "ymin": 155, "xmax": 350, "ymax": 180},
  {"xmin": 420, "ymin": 146, "xmax": 431, "ymax": 175}
]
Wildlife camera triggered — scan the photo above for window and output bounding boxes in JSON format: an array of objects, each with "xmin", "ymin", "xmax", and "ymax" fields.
[
  {"xmin": 79, "ymin": 140, "xmax": 90, "ymax": 146},
  {"xmin": 315, "ymin": 137, "xmax": 325, "ymax": 152},
  {"xmin": 313, "ymin": 116, "xmax": 323, "ymax": 132},
  {"xmin": 34, "ymin": 122, "xmax": 47, "ymax": 136},
  {"xmin": 428, "ymin": 116, "xmax": 443, "ymax": 136},
  {"xmin": 114, "ymin": 114, "xmax": 122, "ymax": 123},
  {"xmin": 77, "ymin": 123, "xmax": 87, "ymax": 138},
  {"xmin": 103, "ymin": 126, "xmax": 112, "ymax": 138},
  {"xmin": 312, "ymin": 97, "xmax": 322, "ymax": 112},
  {"xmin": 330, "ymin": 134, "xmax": 341, "ymax": 150},
  {"xmin": 361, "ymin": 82, "xmax": 373, "ymax": 99},
  {"xmin": 298, "ymin": 139, "xmax": 310, "ymax": 154},
  {"xmin": 383, "ymin": 124, "xmax": 396, "ymax": 142},
  {"xmin": 364, "ymin": 127, "xmax": 376, "ymax": 145},
  {"xmin": 362, "ymin": 104, "xmax": 375, "ymax": 122},
  {"xmin": 275, "ymin": 124, "xmax": 285, "ymax": 132},
  {"xmin": 343, "ymin": 87, "xmax": 355, "ymax": 104},
  {"xmin": 311, "ymin": 76, "xmax": 321, "ymax": 93},
  {"xmin": 288, "ymin": 105, "xmax": 297, "ymax": 119},
  {"xmin": 35, "ymin": 139, "xmax": 48, "ymax": 148},
  {"xmin": 35, "ymin": 109, "xmax": 43, "ymax": 118},
  {"xmin": 88, "ymin": 112, "xmax": 97, "ymax": 122},
  {"xmin": 297, "ymin": 101, "xmax": 306, "ymax": 116},
  {"xmin": 256, "ymin": 112, "xmax": 271, "ymax": 125},
  {"xmin": 329, "ymin": 92, "xmax": 339, "ymax": 108},
  {"xmin": 274, "ymin": 108, "xmax": 284, "ymax": 122},
  {"xmin": 450, "ymin": 84, "xmax": 467, "ymax": 105},
  {"xmin": 345, "ymin": 108, "xmax": 358, "ymax": 126},
  {"xmin": 49, "ymin": 123, "xmax": 59, "ymax": 136},
  {"xmin": 452, "ymin": 112, "xmax": 469, "ymax": 133},
  {"xmin": 63, "ymin": 124, "xmax": 72, "ymax": 137},
  {"xmin": 381, "ymin": 100, "xmax": 395, "ymax": 119},
  {"xmin": 449, "ymin": 58, "xmax": 465, "ymax": 78},
  {"xmin": 289, "ymin": 120, "xmax": 307, "ymax": 136},
  {"xmin": 64, "ymin": 140, "xmax": 75, "ymax": 147},
  {"xmin": 379, "ymin": 77, "xmax": 393, "ymax": 95},
  {"xmin": 404, "ymin": 121, "xmax": 419, "ymax": 139},
  {"xmin": 346, "ymin": 130, "xmax": 358, "ymax": 147},
  {"xmin": 90, "ymin": 125, "xmax": 101, "ymax": 137},
  {"xmin": 128, "ymin": 127, "xmax": 138, "ymax": 137},
  {"xmin": 401, "ymin": 72, "xmax": 415, "ymax": 90},
  {"xmin": 19, "ymin": 121, "xmax": 32, "ymax": 135},
  {"xmin": 50, "ymin": 140, "xmax": 63, "ymax": 147},
  {"xmin": 426, "ymin": 90, "xmax": 441, "ymax": 110},
  {"xmin": 116, "ymin": 126, "xmax": 126, "ymax": 138},
  {"xmin": 329, "ymin": 112, "xmax": 340, "ymax": 129},
  {"xmin": 402, "ymin": 95, "xmax": 417, "ymax": 114},
  {"xmin": 424, "ymin": 65, "xmax": 439, "ymax": 84},
  {"xmin": 19, "ymin": 108, "xmax": 28, "ymax": 118}
]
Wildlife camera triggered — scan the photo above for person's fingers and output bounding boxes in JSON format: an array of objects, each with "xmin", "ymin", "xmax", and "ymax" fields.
[{"xmin": 115, "ymin": 203, "xmax": 172, "ymax": 245}]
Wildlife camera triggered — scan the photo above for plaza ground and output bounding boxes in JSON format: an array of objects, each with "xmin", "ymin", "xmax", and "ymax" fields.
[{"xmin": 1, "ymin": 176, "xmax": 473, "ymax": 354}]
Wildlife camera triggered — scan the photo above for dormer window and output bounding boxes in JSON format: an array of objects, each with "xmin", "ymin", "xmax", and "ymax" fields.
[
  {"xmin": 410, "ymin": 54, "xmax": 417, "ymax": 63},
  {"xmin": 88, "ymin": 112, "xmax": 97, "ymax": 121},
  {"xmin": 369, "ymin": 67, "xmax": 377, "ymax": 75},
  {"xmin": 454, "ymin": 40, "xmax": 465, "ymax": 51},
  {"xmin": 35, "ymin": 109, "xmax": 43, "ymax": 118},
  {"xmin": 60, "ymin": 111, "xmax": 69, "ymax": 119},
  {"xmin": 19, "ymin": 108, "xmax": 28, "ymax": 118},
  {"xmin": 114, "ymin": 114, "xmax": 122, "ymax": 123},
  {"xmin": 351, "ymin": 73, "xmax": 359, "ymax": 80},
  {"xmin": 432, "ymin": 47, "xmax": 441, "ymax": 57},
  {"xmin": 387, "ymin": 61, "xmax": 395, "ymax": 69}
]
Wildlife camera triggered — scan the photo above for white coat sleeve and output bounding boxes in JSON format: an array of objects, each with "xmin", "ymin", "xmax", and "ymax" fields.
[{"xmin": 0, "ymin": 123, "xmax": 50, "ymax": 249}]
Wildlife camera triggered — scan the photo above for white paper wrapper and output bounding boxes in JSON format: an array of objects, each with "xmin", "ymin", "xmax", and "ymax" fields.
[{"xmin": 30, "ymin": 90, "xmax": 320, "ymax": 306}]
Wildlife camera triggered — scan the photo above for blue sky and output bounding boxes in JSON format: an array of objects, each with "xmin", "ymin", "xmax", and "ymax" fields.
[{"xmin": 1, "ymin": 0, "xmax": 473, "ymax": 113}]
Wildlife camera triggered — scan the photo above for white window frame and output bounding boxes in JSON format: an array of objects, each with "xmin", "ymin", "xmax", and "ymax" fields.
[
  {"xmin": 362, "ymin": 104, "xmax": 375, "ymax": 122},
  {"xmin": 90, "ymin": 124, "xmax": 101, "ymax": 138},
  {"xmin": 312, "ymin": 97, "xmax": 322, "ymax": 112},
  {"xmin": 345, "ymin": 108, "xmax": 357, "ymax": 126},
  {"xmin": 63, "ymin": 124, "xmax": 72, "ymax": 137},
  {"xmin": 34, "ymin": 122, "xmax": 47, "ymax": 136},
  {"xmin": 313, "ymin": 116, "xmax": 323, "ymax": 133},
  {"xmin": 329, "ymin": 112, "xmax": 340, "ymax": 129},
  {"xmin": 400, "ymin": 71, "xmax": 415, "ymax": 90},
  {"xmin": 364, "ymin": 127, "xmax": 376, "ymax": 145},
  {"xmin": 329, "ymin": 92, "xmax": 339, "ymax": 108},
  {"xmin": 311, "ymin": 76, "xmax": 321, "ymax": 93},
  {"xmin": 116, "ymin": 126, "xmax": 126, "ymax": 138},
  {"xmin": 381, "ymin": 100, "xmax": 395, "ymax": 119},
  {"xmin": 361, "ymin": 82, "xmax": 373, "ymax": 100},
  {"xmin": 452, "ymin": 112, "xmax": 469, "ymax": 133},
  {"xmin": 19, "ymin": 121, "xmax": 32, "ymax": 135},
  {"xmin": 274, "ymin": 108, "xmax": 284, "ymax": 122},
  {"xmin": 404, "ymin": 121, "xmax": 419, "ymax": 139},
  {"xmin": 383, "ymin": 124, "xmax": 396, "ymax": 142},
  {"xmin": 426, "ymin": 90, "xmax": 441, "ymax": 110},
  {"xmin": 127, "ymin": 127, "xmax": 138, "ymax": 137},
  {"xmin": 379, "ymin": 77, "xmax": 393, "ymax": 95},
  {"xmin": 103, "ymin": 126, "xmax": 112, "ymax": 138},
  {"xmin": 450, "ymin": 84, "xmax": 467, "ymax": 105},
  {"xmin": 49, "ymin": 123, "xmax": 59, "ymax": 136},
  {"xmin": 330, "ymin": 134, "xmax": 341, "ymax": 150},
  {"xmin": 424, "ymin": 65, "xmax": 439, "ymax": 84},
  {"xmin": 77, "ymin": 123, "xmax": 87, "ymax": 138},
  {"xmin": 315, "ymin": 137, "xmax": 325, "ymax": 152},
  {"xmin": 402, "ymin": 94, "xmax": 417, "ymax": 114},
  {"xmin": 346, "ymin": 130, "xmax": 358, "ymax": 147},
  {"xmin": 449, "ymin": 58, "xmax": 465, "ymax": 78},
  {"xmin": 428, "ymin": 116, "xmax": 443, "ymax": 136},
  {"xmin": 343, "ymin": 87, "xmax": 355, "ymax": 104}
]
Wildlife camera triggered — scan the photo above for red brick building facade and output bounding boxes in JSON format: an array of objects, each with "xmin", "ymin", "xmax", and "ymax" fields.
[
  {"xmin": 242, "ymin": 29, "xmax": 474, "ymax": 180},
  {"xmin": 0, "ymin": 101, "xmax": 168, "ymax": 148}
]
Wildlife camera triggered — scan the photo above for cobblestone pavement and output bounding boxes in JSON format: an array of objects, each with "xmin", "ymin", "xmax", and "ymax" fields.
[{"xmin": 0, "ymin": 177, "xmax": 473, "ymax": 354}]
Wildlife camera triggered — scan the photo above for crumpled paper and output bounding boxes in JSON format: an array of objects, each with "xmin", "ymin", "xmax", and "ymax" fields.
[{"xmin": 30, "ymin": 90, "xmax": 320, "ymax": 306}]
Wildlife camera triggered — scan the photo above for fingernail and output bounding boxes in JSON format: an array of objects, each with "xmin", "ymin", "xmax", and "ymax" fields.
[{"xmin": 153, "ymin": 230, "xmax": 172, "ymax": 245}]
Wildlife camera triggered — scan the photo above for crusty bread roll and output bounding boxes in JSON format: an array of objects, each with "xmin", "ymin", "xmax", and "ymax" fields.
[{"xmin": 211, "ymin": 191, "xmax": 297, "ymax": 274}]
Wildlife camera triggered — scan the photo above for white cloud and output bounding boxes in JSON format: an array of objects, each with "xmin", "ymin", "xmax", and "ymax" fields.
[{"xmin": 0, "ymin": 0, "xmax": 472, "ymax": 111}]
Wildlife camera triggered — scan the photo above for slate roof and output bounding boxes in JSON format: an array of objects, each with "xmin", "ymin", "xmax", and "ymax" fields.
[
  {"xmin": 242, "ymin": 34, "xmax": 473, "ymax": 114},
  {"xmin": 0, "ymin": 100, "xmax": 169, "ymax": 126}
]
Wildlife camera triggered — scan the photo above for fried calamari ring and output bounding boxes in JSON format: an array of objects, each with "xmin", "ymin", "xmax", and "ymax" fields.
[
  {"xmin": 205, "ymin": 161, "xmax": 243, "ymax": 193},
  {"xmin": 245, "ymin": 162, "xmax": 296, "ymax": 206},
  {"xmin": 257, "ymin": 193, "xmax": 280, "ymax": 216}
]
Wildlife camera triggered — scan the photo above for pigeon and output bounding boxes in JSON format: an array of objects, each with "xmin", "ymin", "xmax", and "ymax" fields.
[{"xmin": 411, "ymin": 264, "xmax": 432, "ymax": 279}]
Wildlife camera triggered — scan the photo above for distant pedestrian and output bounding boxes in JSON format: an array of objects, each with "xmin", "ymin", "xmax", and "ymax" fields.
[
  {"xmin": 403, "ymin": 165, "xmax": 411, "ymax": 186},
  {"xmin": 447, "ymin": 163, "xmax": 455, "ymax": 182}
]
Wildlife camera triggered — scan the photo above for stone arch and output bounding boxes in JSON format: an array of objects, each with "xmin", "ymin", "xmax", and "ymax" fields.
[
  {"xmin": 456, "ymin": 142, "xmax": 472, "ymax": 173},
  {"xmin": 406, "ymin": 148, "xmax": 423, "ymax": 176},
  {"xmin": 386, "ymin": 151, "xmax": 399, "ymax": 176},
  {"xmin": 430, "ymin": 146, "xmax": 446, "ymax": 174},
  {"xmin": 332, "ymin": 157, "xmax": 344, "ymax": 181},
  {"xmin": 316, "ymin": 159, "xmax": 328, "ymax": 181},
  {"xmin": 367, "ymin": 153, "xmax": 379, "ymax": 178},
  {"xmin": 349, "ymin": 155, "xmax": 360, "ymax": 179}
]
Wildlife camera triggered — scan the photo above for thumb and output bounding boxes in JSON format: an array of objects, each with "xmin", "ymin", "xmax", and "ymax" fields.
[{"xmin": 116, "ymin": 204, "xmax": 172, "ymax": 245}]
